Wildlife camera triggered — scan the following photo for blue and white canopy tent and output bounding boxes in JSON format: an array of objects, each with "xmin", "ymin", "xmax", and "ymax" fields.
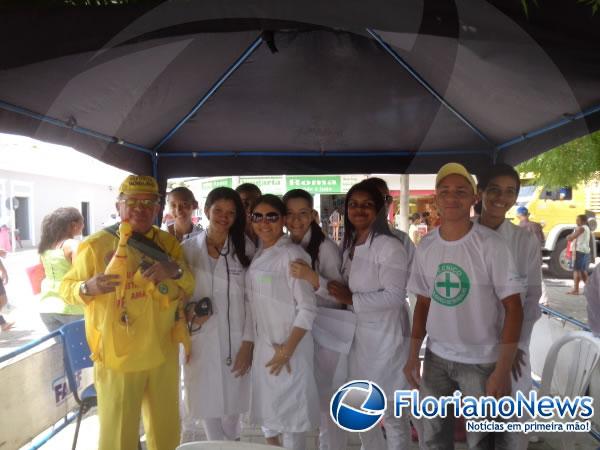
[{"xmin": 0, "ymin": 0, "xmax": 599, "ymax": 191}]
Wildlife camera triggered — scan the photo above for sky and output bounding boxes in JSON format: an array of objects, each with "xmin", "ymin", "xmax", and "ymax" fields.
[{"xmin": 0, "ymin": 133, "xmax": 130, "ymax": 185}]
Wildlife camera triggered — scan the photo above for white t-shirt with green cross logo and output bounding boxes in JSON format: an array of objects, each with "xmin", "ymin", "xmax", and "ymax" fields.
[{"xmin": 408, "ymin": 222, "xmax": 524, "ymax": 364}]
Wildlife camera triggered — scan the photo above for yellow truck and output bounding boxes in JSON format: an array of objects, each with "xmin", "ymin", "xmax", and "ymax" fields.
[{"xmin": 508, "ymin": 182, "xmax": 599, "ymax": 278}]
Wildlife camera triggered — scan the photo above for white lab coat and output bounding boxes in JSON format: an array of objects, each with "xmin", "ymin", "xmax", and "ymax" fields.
[
  {"xmin": 181, "ymin": 231, "xmax": 255, "ymax": 419},
  {"xmin": 342, "ymin": 233, "xmax": 411, "ymax": 398},
  {"xmin": 297, "ymin": 230, "xmax": 355, "ymax": 450},
  {"xmin": 585, "ymin": 266, "xmax": 600, "ymax": 337},
  {"xmin": 494, "ymin": 220, "xmax": 542, "ymax": 348},
  {"xmin": 297, "ymin": 230, "xmax": 355, "ymax": 392},
  {"xmin": 246, "ymin": 235, "xmax": 320, "ymax": 433}
]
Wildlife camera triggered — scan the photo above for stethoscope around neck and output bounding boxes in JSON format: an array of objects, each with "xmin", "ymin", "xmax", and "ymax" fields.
[{"xmin": 213, "ymin": 236, "xmax": 233, "ymax": 367}]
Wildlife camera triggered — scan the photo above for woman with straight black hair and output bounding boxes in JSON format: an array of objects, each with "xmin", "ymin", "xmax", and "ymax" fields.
[
  {"xmin": 283, "ymin": 189, "xmax": 354, "ymax": 450},
  {"xmin": 181, "ymin": 186, "xmax": 254, "ymax": 442},
  {"xmin": 329, "ymin": 180, "xmax": 411, "ymax": 450},
  {"xmin": 246, "ymin": 194, "xmax": 319, "ymax": 450}
]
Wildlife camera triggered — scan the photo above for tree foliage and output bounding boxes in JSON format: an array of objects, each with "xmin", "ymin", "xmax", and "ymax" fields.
[{"xmin": 516, "ymin": 130, "xmax": 600, "ymax": 187}]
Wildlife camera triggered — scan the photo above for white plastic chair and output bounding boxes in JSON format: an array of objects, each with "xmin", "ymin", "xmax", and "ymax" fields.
[
  {"xmin": 536, "ymin": 331, "xmax": 600, "ymax": 449},
  {"xmin": 539, "ymin": 330, "xmax": 600, "ymax": 398},
  {"xmin": 177, "ymin": 442, "xmax": 276, "ymax": 450}
]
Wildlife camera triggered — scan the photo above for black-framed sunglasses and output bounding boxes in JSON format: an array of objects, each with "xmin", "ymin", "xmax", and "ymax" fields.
[
  {"xmin": 384, "ymin": 194, "xmax": 394, "ymax": 203},
  {"xmin": 250, "ymin": 212, "xmax": 281, "ymax": 223}
]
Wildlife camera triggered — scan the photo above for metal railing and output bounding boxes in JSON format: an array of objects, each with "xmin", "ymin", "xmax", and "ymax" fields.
[
  {"xmin": 0, "ymin": 329, "xmax": 79, "ymax": 449},
  {"xmin": 540, "ymin": 304, "xmax": 591, "ymax": 331}
]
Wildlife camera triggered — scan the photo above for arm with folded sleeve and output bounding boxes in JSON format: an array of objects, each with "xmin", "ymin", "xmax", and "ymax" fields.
[
  {"xmin": 266, "ymin": 250, "xmax": 317, "ymax": 376},
  {"xmin": 331, "ymin": 239, "xmax": 409, "ymax": 313}
]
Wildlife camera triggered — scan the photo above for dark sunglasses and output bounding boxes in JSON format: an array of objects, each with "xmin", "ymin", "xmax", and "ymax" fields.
[
  {"xmin": 251, "ymin": 212, "xmax": 281, "ymax": 223},
  {"xmin": 384, "ymin": 194, "xmax": 394, "ymax": 203}
]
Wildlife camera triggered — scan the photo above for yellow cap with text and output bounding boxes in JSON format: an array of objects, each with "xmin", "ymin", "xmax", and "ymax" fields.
[{"xmin": 119, "ymin": 175, "xmax": 159, "ymax": 196}]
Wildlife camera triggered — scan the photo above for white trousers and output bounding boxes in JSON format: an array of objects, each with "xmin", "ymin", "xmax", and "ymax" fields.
[
  {"xmin": 202, "ymin": 415, "xmax": 241, "ymax": 441},
  {"xmin": 359, "ymin": 409, "xmax": 410, "ymax": 450},
  {"xmin": 319, "ymin": 412, "xmax": 348, "ymax": 450},
  {"xmin": 283, "ymin": 432, "xmax": 307, "ymax": 450},
  {"xmin": 315, "ymin": 344, "xmax": 348, "ymax": 450}
]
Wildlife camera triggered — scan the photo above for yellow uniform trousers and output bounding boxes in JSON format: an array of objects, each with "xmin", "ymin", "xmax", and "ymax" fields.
[{"xmin": 95, "ymin": 345, "xmax": 180, "ymax": 450}]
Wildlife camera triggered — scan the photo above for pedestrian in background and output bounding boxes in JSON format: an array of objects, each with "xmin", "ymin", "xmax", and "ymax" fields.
[
  {"xmin": 516, "ymin": 206, "xmax": 545, "ymax": 246},
  {"xmin": 38, "ymin": 207, "xmax": 85, "ymax": 332},
  {"xmin": 566, "ymin": 214, "xmax": 591, "ymax": 295},
  {"xmin": 329, "ymin": 208, "xmax": 341, "ymax": 242},
  {"xmin": 0, "ymin": 249, "xmax": 14, "ymax": 331}
]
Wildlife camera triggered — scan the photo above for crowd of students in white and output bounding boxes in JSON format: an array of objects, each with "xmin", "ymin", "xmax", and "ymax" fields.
[{"xmin": 167, "ymin": 162, "xmax": 542, "ymax": 450}]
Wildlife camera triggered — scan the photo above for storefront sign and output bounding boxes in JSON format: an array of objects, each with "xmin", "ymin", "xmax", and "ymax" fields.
[
  {"xmin": 286, "ymin": 176, "xmax": 341, "ymax": 194},
  {"xmin": 201, "ymin": 178, "xmax": 232, "ymax": 190},
  {"xmin": 239, "ymin": 176, "xmax": 285, "ymax": 195}
]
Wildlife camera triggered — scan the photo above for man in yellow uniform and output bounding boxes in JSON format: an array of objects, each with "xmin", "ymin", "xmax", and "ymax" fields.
[{"xmin": 60, "ymin": 175, "xmax": 194, "ymax": 450}]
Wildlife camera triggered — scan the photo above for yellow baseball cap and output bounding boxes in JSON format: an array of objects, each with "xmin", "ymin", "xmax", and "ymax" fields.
[
  {"xmin": 119, "ymin": 175, "xmax": 159, "ymax": 196},
  {"xmin": 435, "ymin": 163, "xmax": 477, "ymax": 194}
]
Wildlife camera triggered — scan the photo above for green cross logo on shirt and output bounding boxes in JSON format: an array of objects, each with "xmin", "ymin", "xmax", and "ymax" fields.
[{"xmin": 432, "ymin": 263, "xmax": 470, "ymax": 307}]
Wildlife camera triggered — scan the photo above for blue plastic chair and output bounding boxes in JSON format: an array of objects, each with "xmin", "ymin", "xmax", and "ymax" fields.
[{"xmin": 60, "ymin": 320, "xmax": 96, "ymax": 450}]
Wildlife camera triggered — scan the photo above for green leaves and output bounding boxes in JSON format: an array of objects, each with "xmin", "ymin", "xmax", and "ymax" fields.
[
  {"xmin": 578, "ymin": 0, "xmax": 600, "ymax": 14},
  {"xmin": 517, "ymin": 131, "xmax": 600, "ymax": 188}
]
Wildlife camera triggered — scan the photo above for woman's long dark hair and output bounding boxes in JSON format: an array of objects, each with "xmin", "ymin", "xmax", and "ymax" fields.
[
  {"xmin": 342, "ymin": 181, "xmax": 397, "ymax": 252},
  {"xmin": 282, "ymin": 189, "xmax": 326, "ymax": 269},
  {"xmin": 38, "ymin": 207, "xmax": 83, "ymax": 255},
  {"xmin": 205, "ymin": 187, "xmax": 250, "ymax": 267}
]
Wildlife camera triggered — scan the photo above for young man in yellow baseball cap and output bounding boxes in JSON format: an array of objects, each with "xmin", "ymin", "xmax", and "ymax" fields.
[{"xmin": 404, "ymin": 163, "xmax": 524, "ymax": 448}]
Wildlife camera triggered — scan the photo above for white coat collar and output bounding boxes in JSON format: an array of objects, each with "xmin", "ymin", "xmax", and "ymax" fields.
[
  {"xmin": 299, "ymin": 227, "xmax": 312, "ymax": 249},
  {"xmin": 254, "ymin": 234, "xmax": 289, "ymax": 260}
]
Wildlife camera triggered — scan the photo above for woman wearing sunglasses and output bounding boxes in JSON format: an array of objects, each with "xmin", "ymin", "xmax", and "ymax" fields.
[
  {"xmin": 246, "ymin": 194, "xmax": 319, "ymax": 450},
  {"xmin": 282, "ymin": 189, "xmax": 355, "ymax": 450},
  {"xmin": 328, "ymin": 180, "xmax": 411, "ymax": 450},
  {"xmin": 181, "ymin": 187, "xmax": 254, "ymax": 442}
]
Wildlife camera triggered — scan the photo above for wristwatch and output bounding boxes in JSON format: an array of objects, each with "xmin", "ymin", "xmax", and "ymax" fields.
[
  {"xmin": 80, "ymin": 281, "xmax": 89, "ymax": 296},
  {"xmin": 173, "ymin": 266, "xmax": 184, "ymax": 280}
]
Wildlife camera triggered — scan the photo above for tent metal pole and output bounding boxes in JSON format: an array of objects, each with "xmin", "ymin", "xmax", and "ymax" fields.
[
  {"xmin": 497, "ymin": 103, "xmax": 600, "ymax": 151},
  {"xmin": 157, "ymin": 150, "xmax": 490, "ymax": 158},
  {"xmin": 366, "ymin": 28, "xmax": 495, "ymax": 149},
  {"xmin": 152, "ymin": 153, "xmax": 158, "ymax": 179},
  {"xmin": 153, "ymin": 35, "xmax": 264, "ymax": 151},
  {"xmin": 0, "ymin": 100, "xmax": 154, "ymax": 156}
]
